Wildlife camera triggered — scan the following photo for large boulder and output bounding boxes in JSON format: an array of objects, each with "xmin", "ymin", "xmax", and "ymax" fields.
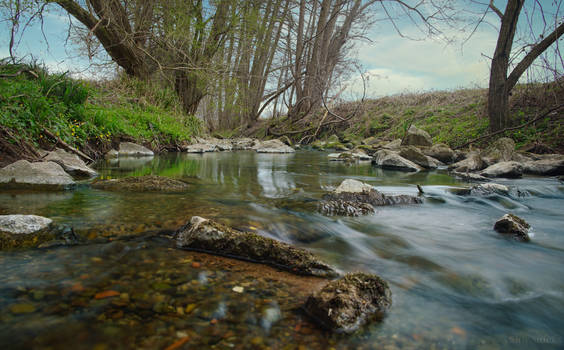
[
  {"xmin": 118, "ymin": 142, "xmax": 154, "ymax": 157},
  {"xmin": 253, "ymin": 139, "xmax": 295, "ymax": 153},
  {"xmin": 481, "ymin": 161, "xmax": 523, "ymax": 179},
  {"xmin": 0, "ymin": 215, "xmax": 54, "ymax": 249},
  {"xmin": 494, "ymin": 214, "xmax": 530, "ymax": 242},
  {"xmin": 43, "ymin": 148, "xmax": 97, "ymax": 178},
  {"xmin": 319, "ymin": 179, "xmax": 421, "ymax": 216},
  {"xmin": 92, "ymin": 175, "xmax": 189, "ymax": 192},
  {"xmin": 303, "ymin": 272, "xmax": 392, "ymax": 333},
  {"xmin": 483, "ymin": 137, "xmax": 515, "ymax": 163},
  {"xmin": 448, "ymin": 151, "xmax": 485, "ymax": 172},
  {"xmin": 402, "ymin": 125, "xmax": 432, "ymax": 147},
  {"xmin": 424, "ymin": 143, "xmax": 455, "ymax": 164},
  {"xmin": 176, "ymin": 216, "xmax": 337, "ymax": 277},
  {"xmin": 522, "ymin": 158, "xmax": 564, "ymax": 176},
  {"xmin": 399, "ymin": 146, "xmax": 441, "ymax": 169},
  {"xmin": 0, "ymin": 160, "xmax": 75, "ymax": 189},
  {"xmin": 372, "ymin": 149, "xmax": 422, "ymax": 172}
]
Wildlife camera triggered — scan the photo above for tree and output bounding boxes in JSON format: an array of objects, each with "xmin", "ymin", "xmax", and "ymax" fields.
[{"xmin": 486, "ymin": 0, "xmax": 564, "ymax": 132}]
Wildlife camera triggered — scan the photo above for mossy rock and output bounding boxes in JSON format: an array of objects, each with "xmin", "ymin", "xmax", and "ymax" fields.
[
  {"xmin": 92, "ymin": 175, "xmax": 189, "ymax": 192},
  {"xmin": 176, "ymin": 216, "xmax": 338, "ymax": 277},
  {"xmin": 303, "ymin": 272, "xmax": 392, "ymax": 333}
]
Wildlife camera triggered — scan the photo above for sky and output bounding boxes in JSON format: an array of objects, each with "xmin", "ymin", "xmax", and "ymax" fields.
[{"xmin": 0, "ymin": 1, "xmax": 561, "ymax": 98}]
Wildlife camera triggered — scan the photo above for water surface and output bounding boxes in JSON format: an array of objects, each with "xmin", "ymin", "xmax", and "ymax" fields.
[{"xmin": 1, "ymin": 151, "xmax": 563, "ymax": 349}]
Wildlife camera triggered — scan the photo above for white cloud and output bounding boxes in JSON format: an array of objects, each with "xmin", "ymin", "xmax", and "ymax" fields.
[{"xmin": 352, "ymin": 27, "xmax": 498, "ymax": 96}]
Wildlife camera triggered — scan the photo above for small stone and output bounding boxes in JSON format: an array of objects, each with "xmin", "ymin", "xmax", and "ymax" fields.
[
  {"xmin": 191, "ymin": 262, "xmax": 201, "ymax": 268},
  {"xmin": 184, "ymin": 304, "xmax": 197, "ymax": 314},
  {"xmin": 232, "ymin": 286, "xmax": 244, "ymax": 293},
  {"xmin": 10, "ymin": 303, "xmax": 36, "ymax": 314},
  {"xmin": 94, "ymin": 290, "xmax": 120, "ymax": 299}
]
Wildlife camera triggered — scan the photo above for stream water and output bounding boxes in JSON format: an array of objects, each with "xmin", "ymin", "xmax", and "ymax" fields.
[{"xmin": 1, "ymin": 151, "xmax": 563, "ymax": 349}]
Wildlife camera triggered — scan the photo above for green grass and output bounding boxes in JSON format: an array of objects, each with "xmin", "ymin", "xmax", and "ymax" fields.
[
  {"xmin": 0, "ymin": 60, "xmax": 202, "ymax": 152},
  {"xmin": 271, "ymin": 84, "xmax": 563, "ymax": 151}
]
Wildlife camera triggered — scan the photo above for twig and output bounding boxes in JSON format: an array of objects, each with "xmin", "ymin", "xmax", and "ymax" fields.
[
  {"xmin": 454, "ymin": 104, "xmax": 564, "ymax": 150},
  {"xmin": 42, "ymin": 128, "xmax": 94, "ymax": 163}
]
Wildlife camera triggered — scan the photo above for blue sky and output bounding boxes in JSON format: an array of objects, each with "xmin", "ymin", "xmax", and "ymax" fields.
[{"xmin": 1, "ymin": 1, "xmax": 561, "ymax": 98}]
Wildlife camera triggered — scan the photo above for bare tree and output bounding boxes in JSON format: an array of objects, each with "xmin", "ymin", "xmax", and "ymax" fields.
[{"xmin": 482, "ymin": 0, "xmax": 563, "ymax": 131}]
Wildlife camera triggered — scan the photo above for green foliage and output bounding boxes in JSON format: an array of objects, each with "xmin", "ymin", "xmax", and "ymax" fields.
[{"xmin": 0, "ymin": 61, "xmax": 202, "ymax": 149}]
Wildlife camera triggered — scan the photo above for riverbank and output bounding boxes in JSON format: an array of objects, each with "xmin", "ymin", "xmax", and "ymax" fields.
[{"xmin": 0, "ymin": 62, "xmax": 202, "ymax": 167}]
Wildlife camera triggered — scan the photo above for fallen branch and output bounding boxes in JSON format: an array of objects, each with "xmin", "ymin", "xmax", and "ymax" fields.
[
  {"xmin": 454, "ymin": 104, "xmax": 564, "ymax": 150},
  {"xmin": 42, "ymin": 128, "xmax": 94, "ymax": 163}
]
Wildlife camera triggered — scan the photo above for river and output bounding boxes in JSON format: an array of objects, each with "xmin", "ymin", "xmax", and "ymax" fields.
[{"xmin": 1, "ymin": 151, "xmax": 563, "ymax": 349}]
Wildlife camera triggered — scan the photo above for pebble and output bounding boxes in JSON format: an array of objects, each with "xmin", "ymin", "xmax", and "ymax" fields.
[
  {"xmin": 191, "ymin": 262, "xmax": 201, "ymax": 268},
  {"xmin": 9, "ymin": 303, "xmax": 36, "ymax": 314},
  {"xmin": 232, "ymin": 286, "xmax": 244, "ymax": 293},
  {"xmin": 94, "ymin": 290, "xmax": 120, "ymax": 299}
]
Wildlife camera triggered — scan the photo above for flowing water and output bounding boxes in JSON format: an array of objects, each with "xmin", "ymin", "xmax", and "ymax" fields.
[{"xmin": 1, "ymin": 151, "xmax": 563, "ymax": 349}]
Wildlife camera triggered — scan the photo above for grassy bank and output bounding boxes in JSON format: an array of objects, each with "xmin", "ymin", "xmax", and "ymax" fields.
[
  {"xmin": 265, "ymin": 82, "xmax": 563, "ymax": 152},
  {"xmin": 0, "ymin": 61, "xmax": 202, "ymax": 165}
]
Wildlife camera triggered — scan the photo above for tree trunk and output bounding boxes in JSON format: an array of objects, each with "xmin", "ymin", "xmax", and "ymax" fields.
[
  {"xmin": 175, "ymin": 71, "xmax": 204, "ymax": 115},
  {"xmin": 487, "ymin": 0, "xmax": 524, "ymax": 132}
]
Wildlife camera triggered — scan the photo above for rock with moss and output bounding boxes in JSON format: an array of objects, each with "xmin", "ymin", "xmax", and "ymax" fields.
[
  {"xmin": 494, "ymin": 214, "xmax": 530, "ymax": 242},
  {"xmin": 0, "ymin": 215, "xmax": 54, "ymax": 250},
  {"xmin": 118, "ymin": 142, "xmax": 154, "ymax": 157},
  {"xmin": 402, "ymin": 125, "xmax": 432, "ymax": 147},
  {"xmin": 328, "ymin": 152, "xmax": 372, "ymax": 162},
  {"xmin": 43, "ymin": 148, "xmax": 98, "ymax": 178},
  {"xmin": 424, "ymin": 143, "xmax": 455, "ymax": 164},
  {"xmin": 319, "ymin": 179, "xmax": 421, "ymax": 216},
  {"xmin": 483, "ymin": 137, "xmax": 515, "ymax": 163},
  {"xmin": 399, "ymin": 146, "xmax": 442, "ymax": 169},
  {"xmin": 0, "ymin": 160, "xmax": 75, "ymax": 190},
  {"xmin": 92, "ymin": 175, "xmax": 189, "ymax": 192},
  {"xmin": 175, "ymin": 216, "xmax": 338, "ymax": 277},
  {"xmin": 448, "ymin": 151, "xmax": 485, "ymax": 172},
  {"xmin": 303, "ymin": 272, "xmax": 392, "ymax": 333},
  {"xmin": 372, "ymin": 149, "xmax": 422, "ymax": 172}
]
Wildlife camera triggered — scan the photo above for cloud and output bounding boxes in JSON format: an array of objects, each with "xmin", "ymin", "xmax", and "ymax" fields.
[{"xmin": 351, "ymin": 27, "xmax": 498, "ymax": 96}]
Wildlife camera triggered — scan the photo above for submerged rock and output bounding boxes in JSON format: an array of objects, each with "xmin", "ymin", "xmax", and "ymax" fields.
[
  {"xmin": 303, "ymin": 272, "xmax": 392, "ymax": 333},
  {"xmin": 481, "ymin": 161, "xmax": 523, "ymax": 179},
  {"xmin": 175, "ymin": 216, "xmax": 337, "ymax": 277},
  {"xmin": 0, "ymin": 215, "xmax": 55, "ymax": 249},
  {"xmin": 451, "ymin": 183, "xmax": 509, "ymax": 196},
  {"xmin": 319, "ymin": 179, "xmax": 421, "ymax": 216},
  {"xmin": 253, "ymin": 139, "xmax": 295, "ymax": 153},
  {"xmin": 372, "ymin": 149, "xmax": 422, "ymax": 172},
  {"xmin": 92, "ymin": 175, "xmax": 189, "ymax": 192},
  {"xmin": 402, "ymin": 125, "xmax": 432, "ymax": 147},
  {"xmin": 494, "ymin": 214, "xmax": 530, "ymax": 242},
  {"xmin": 43, "ymin": 148, "xmax": 97, "ymax": 178},
  {"xmin": 0, "ymin": 160, "xmax": 75, "ymax": 189}
]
